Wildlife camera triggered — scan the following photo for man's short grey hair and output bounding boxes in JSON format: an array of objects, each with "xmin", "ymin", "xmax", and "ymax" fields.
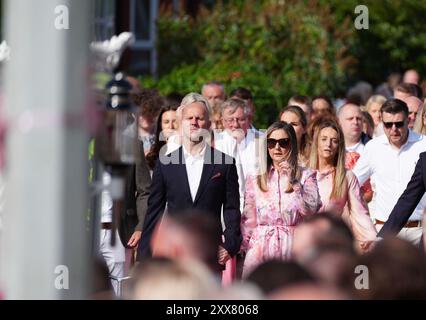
[
  {"xmin": 221, "ymin": 98, "xmax": 250, "ymax": 116},
  {"xmin": 180, "ymin": 92, "xmax": 212, "ymax": 119},
  {"xmin": 337, "ymin": 103, "xmax": 360, "ymax": 118},
  {"xmin": 201, "ymin": 81, "xmax": 225, "ymax": 95}
]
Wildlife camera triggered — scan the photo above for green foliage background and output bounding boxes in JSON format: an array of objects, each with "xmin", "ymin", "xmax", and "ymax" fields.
[
  {"xmin": 141, "ymin": 0, "xmax": 426, "ymax": 128},
  {"xmin": 326, "ymin": 0, "xmax": 426, "ymax": 84}
]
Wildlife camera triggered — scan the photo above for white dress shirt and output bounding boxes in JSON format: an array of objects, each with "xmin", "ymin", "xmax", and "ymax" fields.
[
  {"xmin": 346, "ymin": 140, "xmax": 365, "ymax": 155},
  {"xmin": 214, "ymin": 128, "xmax": 263, "ymax": 211},
  {"xmin": 353, "ymin": 130, "xmax": 426, "ymax": 222},
  {"xmin": 183, "ymin": 144, "xmax": 206, "ymax": 202},
  {"xmin": 238, "ymin": 128, "xmax": 264, "ymax": 178},
  {"xmin": 215, "ymin": 129, "xmax": 263, "ymax": 178}
]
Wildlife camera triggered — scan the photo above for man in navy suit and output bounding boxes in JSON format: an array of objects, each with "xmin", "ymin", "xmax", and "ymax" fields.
[
  {"xmin": 137, "ymin": 93, "xmax": 242, "ymax": 266},
  {"xmin": 378, "ymin": 151, "xmax": 426, "ymax": 249}
]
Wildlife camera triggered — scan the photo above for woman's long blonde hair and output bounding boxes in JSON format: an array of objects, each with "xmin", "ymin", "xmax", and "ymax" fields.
[
  {"xmin": 257, "ymin": 121, "xmax": 300, "ymax": 193},
  {"xmin": 413, "ymin": 103, "xmax": 426, "ymax": 135},
  {"xmin": 308, "ymin": 119, "xmax": 347, "ymax": 199},
  {"xmin": 365, "ymin": 95, "xmax": 386, "ymax": 112}
]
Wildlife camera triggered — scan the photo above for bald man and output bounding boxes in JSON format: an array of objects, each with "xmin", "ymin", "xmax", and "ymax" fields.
[
  {"xmin": 403, "ymin": 69, "xmax": 420, "ymax": 85},
  {"xmin": 401, "ymin": 95, "xmax": 423, "ymax": 129},
  {"xmin": 338, "ymin": 103, "xmax": 370, "ymax": 155}
]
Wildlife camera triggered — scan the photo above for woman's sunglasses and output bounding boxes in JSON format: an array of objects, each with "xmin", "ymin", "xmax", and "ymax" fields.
[{"xmin": 267, "ymin": 138, "xmax": 291, "ymax": 149}]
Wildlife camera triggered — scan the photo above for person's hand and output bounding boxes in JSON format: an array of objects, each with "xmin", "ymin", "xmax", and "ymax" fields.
[
  {"xmin": 359, "ymin": 240, "xmax": 375, "ymax": 253},
  {"xmin": 127, "ymin": 230, "xmax": 142, "ymax": 248},
  {"xmin": 278, "ymin": 160, "xmax": 292, "ymax": 178},
  {"xmin": 218, "ymin": 246, "xmax": 231, "ymax": 265}
]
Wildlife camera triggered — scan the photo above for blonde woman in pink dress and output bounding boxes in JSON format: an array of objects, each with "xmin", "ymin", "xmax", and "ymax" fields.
[
  {"xmin": 308, "ymin": 119, "xmax": 377, "ymax": 251},
  {"xmin": 241, "ymin": 121, "xmax": 321, "ymax": 277}
]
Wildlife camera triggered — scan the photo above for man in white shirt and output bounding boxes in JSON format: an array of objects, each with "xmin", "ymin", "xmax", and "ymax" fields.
[
  {"xmin": 353, "ymin": 98, "xmax": 426, "ymax": 245},
  {"xmin": 214, "ymin": 98, "xmax": 263, "ymax": 211},
  {"xmin": 215, "ymin": 98, "xmax": 262, "ymax": 177},
  {"xmin": 338, "ymin": 103, "xmax": 373, "ymax": 204}
]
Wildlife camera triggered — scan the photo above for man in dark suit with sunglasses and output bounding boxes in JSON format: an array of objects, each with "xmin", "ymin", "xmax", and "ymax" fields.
[
  {"xmin": 353, "ymin": 99, "xmax": 426, "ymax": 246},
  {"xmin": 137, "ymin": 93, "xmax": 242, "ymax": 270}
]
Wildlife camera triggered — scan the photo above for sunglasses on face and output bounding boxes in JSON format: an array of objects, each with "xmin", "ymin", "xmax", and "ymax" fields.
[
  {"xmin": 267, "ymin": 138, "xmax": 291, "ymax": 149},
  {"xmin": 383, "ymin": 121, "xmax": 405, "ymax": 129}
]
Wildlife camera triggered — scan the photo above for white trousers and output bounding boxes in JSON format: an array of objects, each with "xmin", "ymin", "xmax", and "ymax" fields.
[
  {"xmin": 99, "ymin": 229, "xmax": 126, "ymax": 295},
  {"xmin": 375, "ymin": 224, "xmax": 423, "ymax": 246}
]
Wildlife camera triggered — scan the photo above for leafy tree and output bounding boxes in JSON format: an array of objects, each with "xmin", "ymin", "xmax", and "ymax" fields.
[
  {"xmin": 142, "ymin": 0, "xmax": 358, "ymax": 127},
  {"xmin": 326, "ymin": 0, "xmax": 426, "ymax": 84}
]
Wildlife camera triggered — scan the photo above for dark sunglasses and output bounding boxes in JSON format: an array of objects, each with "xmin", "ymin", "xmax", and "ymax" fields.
[
  {"xmin": 267, "ymin": 138, "xmax": 291, "ymax": 149},
  {"xmin": 383, "ymin": 121, "xmax": 405, "ymax": 129}
]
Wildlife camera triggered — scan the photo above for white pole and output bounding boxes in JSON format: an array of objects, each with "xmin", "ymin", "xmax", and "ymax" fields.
[{"xmin": 0, "ymin": 0, "xmax": 93, "ymax": 299}]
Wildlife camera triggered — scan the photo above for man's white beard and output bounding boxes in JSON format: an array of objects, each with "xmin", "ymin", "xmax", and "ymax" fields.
[{"xmin": 231, "ymin": 129, "xmax": 246, "ymax": 143}]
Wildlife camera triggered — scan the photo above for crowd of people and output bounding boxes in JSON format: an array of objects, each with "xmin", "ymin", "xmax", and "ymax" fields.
[{"xmin": 94, "ymin": 69, "xmax": 426, "ymax": 300}]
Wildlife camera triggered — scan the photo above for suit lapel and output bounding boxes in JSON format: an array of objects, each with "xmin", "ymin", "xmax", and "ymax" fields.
[{"xmin": 193, "ymin": 146, "xmax": 216, "ymax": 204}]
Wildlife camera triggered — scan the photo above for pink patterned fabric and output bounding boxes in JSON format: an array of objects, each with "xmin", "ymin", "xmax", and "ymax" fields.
[
  {"xmin": 241, "ymin": 167, "xmax": 321, "ymax": 277},
  {"xmin": 345, "ymin": 151, "xmax": 372, "ymax": 196},
  {"xmin": 317, "ymin": 169, "xmax": 377, "ymax": 243}
]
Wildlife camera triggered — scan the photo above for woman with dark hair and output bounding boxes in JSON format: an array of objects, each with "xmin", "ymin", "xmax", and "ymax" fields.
[
  {"xmin": 145, "ymin": 105, "xmax": 178, "ymax": 171},
  {"xmin": 241, "ymin": 121, "xmax": 321, "ymax": 277},
  {"xmin": 311, "ymin": 95, "xmax": 335, "ymax": 121},
  {"xmin": 308, "ymin": 119, "xmax": 377, "ymax": 251},
  {"xmin": 361, "ymin": 111, "xmax": 375, "ymax": 139},
  {"xmin": 280, "ymin": 105, "xmax": 309, "ymax": 165},
  {"xmin": 288, "ymin": 95, "xmax": 313, "ymax": 121},
  {"xmin": 134, "ymin": 89, "xmax": 164, "ymax": 154}
]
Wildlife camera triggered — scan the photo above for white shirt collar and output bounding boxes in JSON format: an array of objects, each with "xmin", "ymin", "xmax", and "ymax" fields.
[
  {"xmin": 346, "ymin": 141, "xmax": 362, "ymax": 152},
  {"xmin": 182, "ymin": 143, "xmax": 206, "ymax": 161},
  {"xmin": 245, "ymin": 128, "xmax": 256, "ymax": 142},
  {"xmin": 380, "ymin": 129, "xmax": 422, "ymax": 147}
]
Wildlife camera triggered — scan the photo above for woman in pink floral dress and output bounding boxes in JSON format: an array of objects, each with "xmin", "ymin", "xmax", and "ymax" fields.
[
  {"xmin": 308, "ymin": 119, "xmax": 377, "ymax": 251},
  {"xmin": 241, "ymin": 121, "xmax": 321, "ymax": 277}
]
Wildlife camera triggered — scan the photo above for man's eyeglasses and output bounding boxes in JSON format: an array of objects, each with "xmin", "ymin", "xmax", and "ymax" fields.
[
  {"xmin": 223, "ymin": 117, "xmax": 247, "ymax": 125},
  {"xmin": 267, "ymin": 138, "xmax": 291, "ymax": 149},
  {"xmin": 383, "ymin": 121, "xmax": 405, "ymax": 129}
]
